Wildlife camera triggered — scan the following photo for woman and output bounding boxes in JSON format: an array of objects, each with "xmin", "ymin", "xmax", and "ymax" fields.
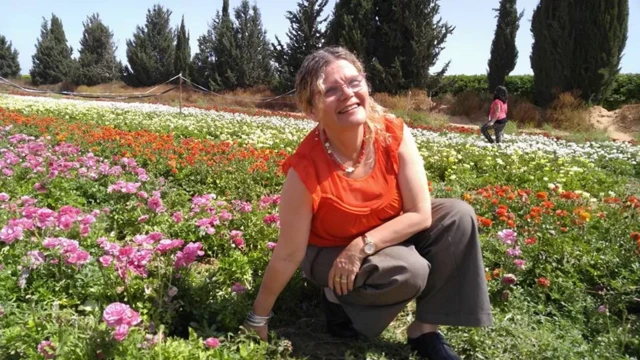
[
  {"xmin": 244, "ymin": 47, "xmax": 493, "ymax": 359},
  {"xmin": 481, "ymin": 86, "xmax": 509, "ymax": 144}
]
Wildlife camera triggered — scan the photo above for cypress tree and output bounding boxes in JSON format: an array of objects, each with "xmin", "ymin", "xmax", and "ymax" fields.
[
  {"xmin": 0, "ymin": 35, "xmax": 21, "ymax": 78},
  {"xmin": 123, "ymin": 5, "xmax": 175, "ymax": 87},
  {"xmin": 569, "ymin": 0, "xmax": 628, "ymax": 104},
  {"xmin": 174, "ymin": 15, "xmax": 191, "ymax": 79},
  {"xmin": 233, "ymin": 0, "xmax": 273, "ymax": 88},
  {"xmin": 211, "ymin": 0, "xmax": 238, "ymax": 90},
  {"xmin": 30, "ymin": 14, "xmax": 74, "ymax": 85},
  {"xmin": 74, "ymin": 14, "xmax": 120, "ymax": 86},
  {"xmin": 272, "ymin": 0, "xmax": 329, "ymax": 92},
  {"xmin": 530, "ymin": 0, "xmax": 573, "ymax": 106},
  {"xmin": 487, "ymin": 0, "xmax": 524, "ymax": 92}
]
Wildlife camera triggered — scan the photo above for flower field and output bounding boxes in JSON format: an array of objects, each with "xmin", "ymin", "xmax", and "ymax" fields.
[{"xmin": 0, "ymin": 94, "xmax": 639, "ymax": 359}]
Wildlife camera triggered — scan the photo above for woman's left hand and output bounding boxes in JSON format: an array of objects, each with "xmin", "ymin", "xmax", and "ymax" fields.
[{"xmin": 327, "ymin": 241, "xmax": 365, "ymax": 296}]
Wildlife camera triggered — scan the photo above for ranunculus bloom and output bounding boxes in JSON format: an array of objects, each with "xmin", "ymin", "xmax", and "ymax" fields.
[
  {"xmin": 497, "ymin": 229, "xmax": 517, "ymax": 245},
  {"xmin": 204, "ymin": 337, "xmax": 221, "ymax": 349},
  {"xmin": 597, "ymin": 305, "xmax": 608, "ymax": 314},
  {"xmin": 502, "ymin": 274, "xmax": 517, "ymax": 285},
  {"xmin": 266, "ymin": 242, "xmax": 277, "ymax": 250},
  {"xmin": 37, "ymin": 340, "xmax": 56, "ymax": 359},
  {"xmin": 537, "ymin": 277, "xmax": 550, "ymax": 287},
  {"xmin": 513, "ymin": 259, "xmax": 526, "ymax": 270},
  {"xmin": 0, "ymin": 193, "xmax": 9, "ymax": 202},
  {"xmin": 231, "ymin": 282, "xmax": 246, "ymax": 293},
  {"xmin": 99, "ymin": 255, "xmax": 113, "ymax": 267},
  {"xmin": 113, "ymin": 324, "xmax": 130, "ymax": 342}
]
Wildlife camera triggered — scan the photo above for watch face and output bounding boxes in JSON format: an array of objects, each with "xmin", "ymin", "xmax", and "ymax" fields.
[{"xmin": 364, "ymin": 242, "xmax": 375, "ymax": 254}]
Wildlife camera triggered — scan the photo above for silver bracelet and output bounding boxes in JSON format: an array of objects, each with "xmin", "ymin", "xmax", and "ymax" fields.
[{"xmin": 246, "ymin": 311, "xmax": 273, "ymax": 327}]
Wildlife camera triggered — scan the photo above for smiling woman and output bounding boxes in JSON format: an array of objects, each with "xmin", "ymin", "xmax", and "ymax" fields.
[{"xmin": 245, "ymin": 47, "xmax": 493, "ymax": 360}]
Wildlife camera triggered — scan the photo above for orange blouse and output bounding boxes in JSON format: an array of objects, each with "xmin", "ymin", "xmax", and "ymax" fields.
[{"xmin": 282, "ymin": 116, "xmax": 405, "ymax": 247}]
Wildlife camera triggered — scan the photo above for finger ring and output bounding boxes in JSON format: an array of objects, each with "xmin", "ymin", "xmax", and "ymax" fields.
[
  {"xmin": 340, "ymin": 278, "xmax": 348, "ymax": 283},
  {"xmin": 335, "ymin": 276, "xmax": 341, "ymax": 281}
]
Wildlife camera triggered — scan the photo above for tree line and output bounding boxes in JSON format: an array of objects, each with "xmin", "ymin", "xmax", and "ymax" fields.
[{"xmin": 0, "ymin": 0, "xmax": 630, "ymax": 107}]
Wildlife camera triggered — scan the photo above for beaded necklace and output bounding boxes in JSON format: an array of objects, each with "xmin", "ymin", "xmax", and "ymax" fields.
[{"xmin": 320, "ymin": 126, "xmax": 369, "ymax": 173}]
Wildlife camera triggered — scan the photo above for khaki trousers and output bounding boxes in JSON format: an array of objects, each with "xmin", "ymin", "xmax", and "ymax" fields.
[{"xmin": 300, "ymin": 199, "xmax": 493, "ymax": 338}]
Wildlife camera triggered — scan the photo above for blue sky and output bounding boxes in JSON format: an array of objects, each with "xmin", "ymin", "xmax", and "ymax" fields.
[{"xmin": 1, "ymin": 0, "xmax": 638, "ymax": 76}]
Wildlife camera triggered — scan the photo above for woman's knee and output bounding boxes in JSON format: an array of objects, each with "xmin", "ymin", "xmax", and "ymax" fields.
[{"xmin": 438, "ymin": 199, "xmax": 478, "ymax": 231}]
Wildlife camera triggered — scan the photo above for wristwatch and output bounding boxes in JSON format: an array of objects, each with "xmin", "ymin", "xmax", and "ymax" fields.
[{"xmin": 362, "ymin": 234, "xmax": 376, "ymax": 255}]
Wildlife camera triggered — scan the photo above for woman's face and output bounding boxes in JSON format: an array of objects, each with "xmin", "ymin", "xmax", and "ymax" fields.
[{"xmin": 311, "ymin": 59, "xmax": 369, "ymax": 130}]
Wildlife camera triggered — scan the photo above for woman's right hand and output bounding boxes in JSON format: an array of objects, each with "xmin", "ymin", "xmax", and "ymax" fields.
[{"xmin": 243, "ymin": 322, "xmax": 268, "ymax": 341}]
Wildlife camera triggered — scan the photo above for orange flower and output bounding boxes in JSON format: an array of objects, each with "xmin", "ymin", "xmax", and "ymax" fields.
[
  {"xmin": 477, "ymin": 216, "xmax": 493, "ymax": 227},
  {"xmin": 537, "ymin": 277, "xmax": 551, "ymax": 287},
  {"xmin": 525, "ymin": 237, "xmax": 537, "ymax": 245},
  {"xmin": 536, "ymin": 191, "xmax": 548, "ymax": 200}
]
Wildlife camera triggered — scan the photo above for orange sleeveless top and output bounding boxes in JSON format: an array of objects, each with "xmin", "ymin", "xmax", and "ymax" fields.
[{"xmin": 282, "ymin": 116, "xmax": 405, "ymax": 247}]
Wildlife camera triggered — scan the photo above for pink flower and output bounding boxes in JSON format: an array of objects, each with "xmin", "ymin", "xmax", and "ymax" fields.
[
  {"xmin": 99, "ymin": 255, "xmax": 113, "ymax": 267},
  {"xmin": 506, "ymin": 246, "xmax": 522, "ymax": 257},
  {"xmin": 497, "ymin": 229, "xmax": 517, "ymax": 245},
  {"xmin": 147, "ymin": 196, "xmax": 165, "ymax": 213},
  {"xmin": 513, "ymin": 259, "xmax": 526, "ymax": 270},
  {"xmin": 174, "ymin": 242, "xmax": 204, "ymax": 268},
  {"xmin": 26, "ymin": 250, "xmax": 46, "ymax": 268},
  {"xmin": 502, "ymin": 274, "xmax": 517, "ymax": 285},
  {"xmin": 229, "ymin": 230, "xmax": 243, "ymax": 239},
  {"xmin": 43, "ymin": 237, "xmax": 62, "ymax": 249},
  {"xmin": 232, "ymin": 237, "xmax": 245, "ymax": 249},
  {"xmin": 113, "ymin": 324, "xmax": 130, "ymax": 342},
  {"xmin": 0, "ymin": 223, "xmax": 24, "ymax": 244},
  {"xmin": 103, "ymin": 302, "xmax": 141, "ymax": 328},
  {"xmin": 263, "ymin": 213, "xmax": 280, "ymax": 227},
  {"xmin": 172, "ymin": 212, "xmax": 183, "ymax": 224},
  {"xmin": 266, "ymin": 242, "xmax": 277, "ymax": 250},
  {"xmin": 138, "ymin": 215, "xmax": 149, "ymax": 223},
  {"xmin": 65, "ymin": 250, "xmax": 91, "ymax": 266},
  {"xmin": 597, "ymin": 305, "xmax": 608, "ymax": 314},
  {"xmin": 204, "ymin": 337, "xmax": 221, "ymax": 349},
  {"xmin": 37, "ymin": 340, "xmax": 56, "ymax": 359},
  {"xmin": 155, "ymin": 239, "xmax": 184, "ymax": 253},
  {"xmin": 231, "ymin": 282, "xmax": 246, "ymax": 294},
  {"xmin": 0, "ymin": 193, "xmax": 9, "ymax": 202}
]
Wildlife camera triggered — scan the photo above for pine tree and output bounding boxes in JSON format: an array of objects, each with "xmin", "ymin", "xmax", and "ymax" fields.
[
  {"xmin": 73, "ymin": 14, "xmax": 120, "ymax": 86},
  {"xmin": 233, "ymin": 0, "xmax": 273, "ymax": 88},
  {"xmin": 30, "ymin": 14, "xmax": 74, "ymax": 85},
  {"xmin": 174, "ymin": 15, "xmax": 191, "ymax": 79},
  {"xmin": 569, "ymin": 0, "xmax": 628, "ymax": 104},
  {"xmin": 487, "ymin": 0, "xmax": 524, "ymax": 92},
  {"xmin": 0, "ymin": 35, "xmax": 21, "ymax": 78},
  {"xmin": 123, "ymin": 5, "xmax": 175, "ymax": 87},
  {"xmin": 272, "ymin": 0, "xmax": 329, "ymax": 92}
]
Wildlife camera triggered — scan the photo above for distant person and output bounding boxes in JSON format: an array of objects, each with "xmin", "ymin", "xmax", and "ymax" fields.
[
  {"xmin": 481, "ymin": 86, "xmax": 509, "ymax": 144},
  {"xmin": 244, "ymin": 46, "xmax": 493, "ymax": 360}
]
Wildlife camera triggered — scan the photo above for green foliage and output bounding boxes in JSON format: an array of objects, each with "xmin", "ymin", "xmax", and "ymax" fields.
[
  {"xmin": 0, "ymin": 34, "xmax": 20, "ymax": 78},
  {"xmin": 174, "ymin": 16, "xmax": 191, "ymax": 80},
  {"xmin": 123, "ymin": 5, "xmax": 176, "ymax": 87},
  {"xmin": 325, "ymin": 0, "xmax": 375, "ymax": 62},
  {"xmin": 530, "ymin": 0, "xmax": 629, "ymax": 106},
  {"xmin": 435, "ymin": 74, "xmax": 639, "ymax": 109},
  {"xmin": 29, "ymin": 14, "xmax": 74, "ymax": 85},
  {"xmin": 487, "ymin": 0, "xmax": 524, "ymax": 91},
  {"xmin": 73, "ymin": 13, "xmax": 121, "ymax": 86},
  {"xmin": 272, "ymin": 0, "xmax": 329, "ymax": 92}
]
